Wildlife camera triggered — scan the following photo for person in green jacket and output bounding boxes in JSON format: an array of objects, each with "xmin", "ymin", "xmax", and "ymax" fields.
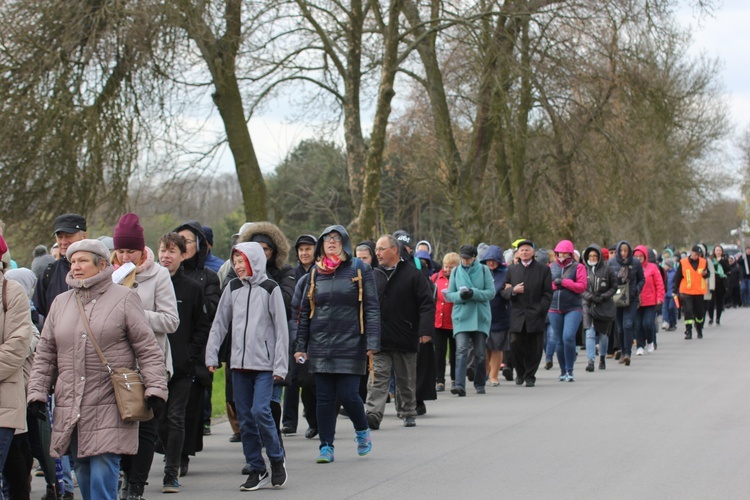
[{"xmin": 445, "ymin": 245, "xmax": 495, "ymax": 396}]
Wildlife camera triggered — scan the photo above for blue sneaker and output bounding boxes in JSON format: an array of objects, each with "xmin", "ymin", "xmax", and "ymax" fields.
[
  {"xmin": 558, "ymin": 373, "xmax": 568, "ymax": 382},
  {"xmin": 567, "ymin": 372, "xmax": 575, "ymax": 382},
  {"xmin": 316, "ymin": 445, "xmax": 334, "ymax": 463},
  {"xmin": 355, "ymin": 429, "xmax": 372, "ymax": 456}
]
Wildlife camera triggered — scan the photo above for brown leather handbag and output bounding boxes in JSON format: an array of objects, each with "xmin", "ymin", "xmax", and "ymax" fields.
[{"xmin": 76, "ymin": 293, "xmax": 153, "ymax": 422}]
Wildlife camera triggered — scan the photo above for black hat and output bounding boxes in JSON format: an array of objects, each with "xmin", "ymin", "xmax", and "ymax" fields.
[
  {"xmin": 53, "ymin": 214, "xmax": 87, "ymax": 235},
  {"xmin": 692, "ymin": 245, "xmax": 702, "ymax": 255},
  {"xmin": 393, "ymin": 230, "xmax": 413, "ymax": 248},
  {"xmin": 515, "ymin": 239, "xmax": 535, "ymax": 249},
  {"xmin": 202, "ymin": 226, "xmax": 214, "ymax": 246},
  {"xmin": 295, "ymin": 234, "xmax": 317, "ymax": 249},
  {"xmin": 459, "ymin": 244, "xmax": 478, "ymax": 259}
]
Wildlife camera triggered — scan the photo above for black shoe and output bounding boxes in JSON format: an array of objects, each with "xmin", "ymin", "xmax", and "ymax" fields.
[
  {"xmin": 403, "ymin": 416, "xmax": 416, "ymax": 427},
  {"xmin": 599, "ymin": 356, "xmax": 606, "ymax": 370},
  {"xmin": 240, "ymin": 470, "xmax": 270, "ymax": 491},
  {"xmin": 614, "ymin": 351, "xmax": 621, "ymax": 360},
  {"xmin": 281, "ymin": 426, "xmax": 296, "ymax": 435},
  {"xmin": 305, "ymin": 427, "xmax": 319, "ymax": 438},
  {"xmin": 515, "ymin": 377, "xmax": 524, "ymax": 386},
  {"xmin": 203, "ymin": 423, "xmax": 211, "ymax": 436},
  {"xmin": 366, "ymin": 414, "xmax": 380, "ymax": 430},
  {"xmin": 466, "ymin": 367, "xmax": 475, "ymax": 382},
  {"xmin": 338, "ymin": 407, "xmax": 349, "ymax": 417},
  {"xmin": 525, "ymin": 380, "xmax": 535, "ymax": 387},
  {"xmin": 708, "ymin": 319, "xmax": 713, "ymax": 325},
  {"xmin": 544, "ymin": 360, "xmax": 553, "ymax": 370},
  {"xmin": 126, "ymin": 483, "xmax": 144, "ymax": 500},
  {"xmin": 697, "ymin": 331, "xmax": 703, "ymax": 339},
  {"xmin": 684, "ymin": 331, "xmax": 692, "ymax": 340},
  {"xmin": 179, "ymin": 456, "xmax": 189, "ymax": 477},
  {"xmin": 229, "ymin": 432, "xmax": 242, "ymax": 443},
  {"xmin": 586, "ymin": 360, "xmax": 595, "ymax": 372},
  {"xmin": 623, "ymin": 356, "xmax": 630, "ymax": 366},
  {"xmin": 270, "ymin": 459, "xmax": 287, "ymax": 487},
  {"xmin": 242, "ymin": 464, "xmax": 252, "ymax": 475},
  {"xmin": 416, "ymin": 402, "xmax": 427, "ymax": 415},
  {"xmin": 502, "ymin": 367, "xmax": 513, "ymax": 381},
  {"xmin": 450, "ymin": 386, "xmax": 466, "ymax": 397}
]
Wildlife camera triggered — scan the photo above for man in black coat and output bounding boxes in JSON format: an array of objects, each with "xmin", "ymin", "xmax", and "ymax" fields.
[
  {"xmin": 501, "ymin": 240, "xmax": 552, "ymax": 387},
  {"xmin": 156, "ymin": 233, "xmax": 211, "ymax": 492},
  {"xmin": 366, "ymin": 234, "xmax": 435, "ymax": 429}
]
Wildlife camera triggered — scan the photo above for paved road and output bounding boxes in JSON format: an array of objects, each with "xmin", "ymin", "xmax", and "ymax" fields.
[{"xmin": 32, "ymin": 308, "xmax": 750, "ymax": 499}]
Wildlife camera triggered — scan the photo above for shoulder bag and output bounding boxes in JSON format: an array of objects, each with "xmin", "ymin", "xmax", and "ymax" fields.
[{"xmin": 75, "ymin": 293, "xmax": 153, "ymax": 423}]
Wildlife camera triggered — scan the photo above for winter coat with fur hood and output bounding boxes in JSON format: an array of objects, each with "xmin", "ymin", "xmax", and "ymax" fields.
[{"xmin": 27, "ymin": 266, "xmax": 168, "ymax": 458}]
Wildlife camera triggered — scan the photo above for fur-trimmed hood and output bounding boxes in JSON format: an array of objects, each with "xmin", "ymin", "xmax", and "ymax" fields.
[{"xmin": 238, "ymin": 221, "xmax": 290, "ymax": 270}]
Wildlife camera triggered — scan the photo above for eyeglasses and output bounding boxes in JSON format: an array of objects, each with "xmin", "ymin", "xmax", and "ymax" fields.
[
  {"xmin": 184, "ymin": 239, "xmax": 196, "ymax": 244},
  {"xmin": 323, "ymin": 235, "xmax": 342, "ymax": 242},
  {"xmin": 375, "ymin": 246, "xmax": 394, "ymax": 253}
]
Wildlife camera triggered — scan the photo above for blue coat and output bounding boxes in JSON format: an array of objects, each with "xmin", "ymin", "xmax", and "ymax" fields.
[
  {"xmin": 445, "ymin": 259, "xmax": 495, "ymax": 335},
  {"xmin": 480, "ymin": 246, "xmax": 511, "ymax": 332}
]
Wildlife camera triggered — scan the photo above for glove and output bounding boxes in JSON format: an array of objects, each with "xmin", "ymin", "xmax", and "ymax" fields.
[
  {"xmin": 147, "ymin": 397, "xmax": 166, "ymax": 419},
  {"xmin": 459, "ymin": 289, "xmax": 474, "ymax": 300},
  {"xmin": 593, "ymin": 295, "xmax": 604, "ymax": 304},
  {"xmin": 28, "ymin": 401, "xmax": 47, "ymax": 421},
  {"xmin": 553, "ymin": 278, "xmax": 563, "ymax": 287}
]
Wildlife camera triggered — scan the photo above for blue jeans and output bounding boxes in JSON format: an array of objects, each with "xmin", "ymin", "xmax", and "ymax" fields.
[
  {"xmin": 636, "ymin": 305, "xmax": 657, "ymax": 348},
  {"xmin": 316, "ymin": 373, "xmax": 368, "ymax": 447},
  {"xmin": 662, "ymin": 296, "xmax": 677, "ymax": 327},
  {"xmin": 455, "ymin": 331, "xmax": 487, "ymax": 390},
  {"xmin": 233, "ymin": 370, "xmax": 284, "ymax": 472},
  {"xmin": 0, "ymin": 427, "xmax": 15, "ymax": 486},
  {"xmin": 549, "ymin": 310, "xmax": 582, "ymax": 374},
  {"xmin": 741, "ymin": 278, "xmax": 750, "ymax": 306},
  {"xmin": 70, "ymin": 430, "xmax": 120, "ymax": 500},
  {"xmin": 585, "ymin": 327, "xmax": 609, "ymax": 362},
  {"xmin": 616, "ymin": 300, "xmax": 639, "ymax": 357},
  {"xmin": 544, "ymin": 323, "xmax": 556, "ymax": 362}
]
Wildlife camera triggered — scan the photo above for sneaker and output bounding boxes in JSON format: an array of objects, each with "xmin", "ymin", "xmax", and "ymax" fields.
[
  {"xmin": 281, "ymin": 426, "xmax": 296, "ymax": 435},
  {"xmin": 586, "ymin": 360, "xmax": 594, "ymax": 372},
  {"xmin": 203, "ymin": 423, "xmax": 211, "ymax": 436},
  {"xmin": 435, "ymin": 383, "xmax": 445, "ymax": 392},
  {"xmin": 667, "ymin": 326, "xmax": 677, "ymax": 331},
  {"xmin": 567, "ymin": 372, "xmax": 575, "ymax": 382},
  {"xmin": 162, "ymin": 474, "xmax": 180, "ymax": 493},
  {"xmin": 35, "ymin": 465, "xmax": 45, "ymax": 477},
  {"xmin": 270, "ymin": 459, "xmax": 287, "ymax": 487},
  {"xmin": 305, "ymin": 427, "xmax": 319, "ymax": 438},
  {"xmin": 241, "ymin": 464, "xmax": 252, "ymax": 475},
  {"xmin": 403, "ymin": 416, "xmax": 416, "ymax": 427},
  {"xmin": 661, "ymin": 321, "xmax": 669, "ymax": 330},
  {"xmin": 490, "ymin": 380, "xmax": 500, "ymax": 387},
  {"xmin": 476, "ymin": 386, "xmax": 486, "ymax": 394},
  {"xmin": 636, "ymin": 347, "xmax": 644, "ymax": 356},
  {"xmin": 229, "ymin": 432, "xmax": 242, "ymax": 443},
  {"xmin": 558, "ymin": 373, "xmax": 568, "ymax": 382},
  {"xmin": 646, "ymin": 343, "xmax": 654, "ymax": 353},
  {"xmin": 317, "ymin": 445, "xmax": 335, "ymax": 464},
  {"xmin": 355, "ymin": 429, "xmax": 372, "ymax": 456},
  {"xmin": 450, "ymin": 386, "xmax": 466, "ymax": 397},
  {"xmin": 240, "ymin": 470, "xmax": 270, "ymax": 491}
]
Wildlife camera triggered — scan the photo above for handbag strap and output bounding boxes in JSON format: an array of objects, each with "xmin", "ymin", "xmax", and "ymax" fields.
[{"xmin": 75, "ymin": 292, "xmax": 113, "ymax": 374}]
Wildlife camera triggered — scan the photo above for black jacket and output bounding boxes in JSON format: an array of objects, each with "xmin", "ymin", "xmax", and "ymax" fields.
[
  {"xmin": 170, "ymin": 270, "xmax": 211, "ymax": 382},
  {"xmin": 33, "ymin": 257, "xmax": 71, "ymax": 318},
  {"xmin": 374, "ymin": 259, "xmax": 435, "ymax": 352},
  {"xmin": 501, "ymin": 259, "xmax": 552, "ymax": 334}
]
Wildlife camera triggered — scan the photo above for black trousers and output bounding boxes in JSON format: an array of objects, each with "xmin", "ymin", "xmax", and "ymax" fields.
[
  {"xmin": 433, "ymin": 328, "xmax": 456, "ymax": 384},
  {"xmin": 4, "ymin": 431, "xmax": 33, "ymax": 499},
  {"xmin": 121, "ymin": 417, "xmax": 157, "ymax": 487},
  {"xmin": 510, "ymin": 327, "xmax": 544, "ymax": 383},
  {"xmin": 681, "ymin": 294, "xmax": 706, "ymax": 332},
  {"xmin": 157, "ymin": 377, "xmax": 192, "ymax": 479}
]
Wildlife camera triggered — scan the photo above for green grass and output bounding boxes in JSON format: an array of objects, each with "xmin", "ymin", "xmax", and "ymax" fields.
[{"xmin": 211, "ymin": 367, "xmax": 227, "ymax": 418}]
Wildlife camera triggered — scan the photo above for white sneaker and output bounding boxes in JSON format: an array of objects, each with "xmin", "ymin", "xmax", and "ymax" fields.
[
  {"xmin": 661, "ymin": 321, "xmax": 669, "ymax": 330},
  {"xmin": 646, "ymin": 343, "xmax": 654, "ymax": 353},
  {"xmin": 636, "ymin": 347, "xmax": 644, "ymax": 356}
]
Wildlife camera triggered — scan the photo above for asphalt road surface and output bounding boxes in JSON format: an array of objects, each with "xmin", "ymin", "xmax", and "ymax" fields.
[{"xmin": 32, "ymin": 307, "xmax": 750, "ymax": 499}]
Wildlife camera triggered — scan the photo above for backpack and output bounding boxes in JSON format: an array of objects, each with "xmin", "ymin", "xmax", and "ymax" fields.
[{"xmin": 307, "ymin": 258, "xmax": 366, "ymax": 334}]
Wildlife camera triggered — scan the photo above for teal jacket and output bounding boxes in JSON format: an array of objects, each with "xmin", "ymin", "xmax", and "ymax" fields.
[{"xmin": 445, "ymin": 260, "xmax": 495, "ymax": 335}]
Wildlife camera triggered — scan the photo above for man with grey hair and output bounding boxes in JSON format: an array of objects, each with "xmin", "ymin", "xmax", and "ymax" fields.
[
  {"xmin": 366, "ymin": 234, "xmax": 434, "ymax": 429},
  {"xmin": 31, "ymin": 245, "xmax": 55, "ymax": 278}
]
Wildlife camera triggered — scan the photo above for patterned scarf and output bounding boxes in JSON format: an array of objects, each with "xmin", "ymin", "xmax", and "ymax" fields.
[{"xmin": 316, "ymin": 255, "xmax": 342, "ymax": 275}]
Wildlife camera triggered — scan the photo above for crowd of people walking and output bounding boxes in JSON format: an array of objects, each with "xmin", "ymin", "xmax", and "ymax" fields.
[{"xmin": 0, "ymin": 213, "xmax": 747, "ymax": 498}]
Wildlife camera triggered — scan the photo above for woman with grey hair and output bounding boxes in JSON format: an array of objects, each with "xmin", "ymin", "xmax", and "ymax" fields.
[{"xmin": 28, "ymin": 239, "xmax": 167, "ymax": 500}]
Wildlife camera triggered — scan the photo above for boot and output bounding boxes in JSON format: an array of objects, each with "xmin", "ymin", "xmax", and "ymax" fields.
[
  {"xmin": 126, "ymin": 483, "xmax": 144, "ymax": 500},
  {"xmin": 696, "ymin": 325, "xmax": 703, "ymax": 339},
  {"xmin": 599, "ymin": 356, "xmax": 606, "ymax": 370},
  {"xmin": 684, "ymin": 327, "xmax": 692, "ymax": 340},
  {"xmin": 585, "ymin": 360, "xmax": 595, "ymax": 372}
]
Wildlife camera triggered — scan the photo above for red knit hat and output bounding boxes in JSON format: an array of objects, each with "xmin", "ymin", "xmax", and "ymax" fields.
[
  {"xmin": 113, "ymin": 213, "xmax": 145, "ymax": 251},
  {"xmin": 0, "ymin": 235, "xmax": 7, "ymax": 259}
]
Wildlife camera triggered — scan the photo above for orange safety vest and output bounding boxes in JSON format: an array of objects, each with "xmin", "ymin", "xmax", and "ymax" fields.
[{"xmin": 678, "ymin": 257, "xmax": 707, "ymax": 295}]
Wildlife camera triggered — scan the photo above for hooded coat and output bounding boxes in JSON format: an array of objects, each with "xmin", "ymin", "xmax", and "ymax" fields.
[
  {"xmin": 239, "ymin": 222, "xmax": 296, "ymax": 320},
  {"xmin": 608, "ymin": 241, "xmax": 645, "ymax": 304},
  {"xmin": 633, "ymin": 245, "xmax": 665, "ymax": 307},
  {"xmin": 445, "ymin": 256, "xmax": 494, "ymax": 335},
  {"xmin": 581, "ymin": 244, "xmax": 618, "ymax": 331},
  {"xmin": 295, "ymin": 225, "xmax": 380, "ymax": 374},
  {"xmin": 27, "ymin": 266, "xmax": 167, "ymax": 458},
  {"xmin": 480, "ymin": 246, "xmax": 510, "ymax": 332},
  {"xmin": 173, "ymin": 221, "xmax": 221, "ymax": 321},
  {"xmin": 0, "ymin": 272, "xmax": 34, "ymax": 430},
  {"xmin": 205, "ymin": 243, "xmax": 289, "ymax": 379}
]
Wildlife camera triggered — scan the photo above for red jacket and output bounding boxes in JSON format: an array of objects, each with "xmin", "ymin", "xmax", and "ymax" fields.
[
  {"xmin": 432, "ymin": 273, "xmax": 453, "ymax": 330},
  {"xmin": 634, "ymin": 245, "xmax": 665, "ymax": 307}
]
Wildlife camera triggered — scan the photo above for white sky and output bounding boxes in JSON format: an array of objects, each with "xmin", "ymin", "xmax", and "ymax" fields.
[{"xmin": 208, "ymin": 0, "xmax": 750, "ymax": 176}]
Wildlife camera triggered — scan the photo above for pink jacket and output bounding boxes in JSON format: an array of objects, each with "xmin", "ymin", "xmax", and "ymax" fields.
[{"xmin": 634, "ymin": 245, "xmax": 665, "ymax": 307}]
